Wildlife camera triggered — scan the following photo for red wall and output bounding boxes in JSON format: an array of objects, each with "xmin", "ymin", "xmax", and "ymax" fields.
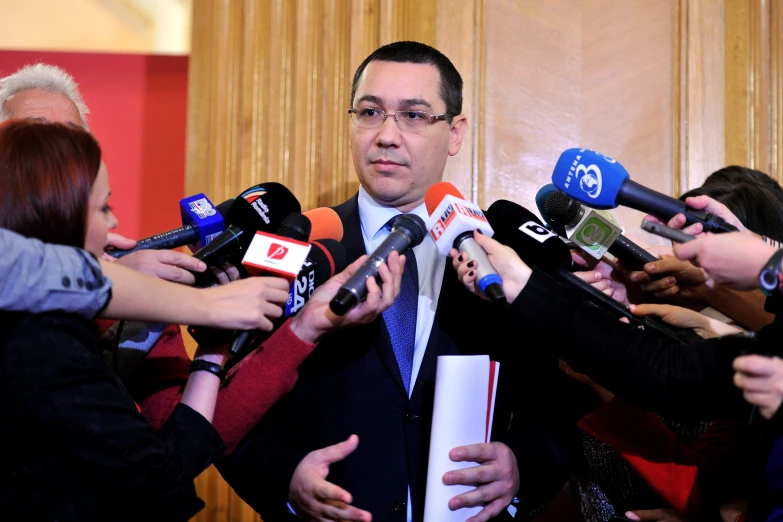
[{"xmin": 0, "ymin": 51, "xmax": 189, "ymax": 241}]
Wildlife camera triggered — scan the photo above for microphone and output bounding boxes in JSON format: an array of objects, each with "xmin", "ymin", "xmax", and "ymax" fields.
[
  {"xmin": 541, "ymin": 187, "xmax": 657, "ymax": 271},
  {"xmin": 241, "ymin": 213, "xmax": 313, "ymax": 281},
  {"xmin": 424, "ymin": 182, "xmax": 505, "ymax": 303},
  {"xmin": 302, "ymin": 207, "xmax": 344, "ymax": 242},
  {"xmin": 551, "ymin": 148, "xmax": 739, "ymax": 233},
  {"xmin": 485, "ymin": 199, "xmax": 573, "ymax": 274},
  {"xmin": 105, "ymin": 194, "xmax": 229, "ymax": 259},
  {"xmin": 191, "ymin": 238, "xmax": 348, "ymax": 359},
  {"xmin": 485, "ymin": 200, "xmax": 702, "ymax": 344},
  {"xmin": 329, "ymin": 213, "xmax": 426, "ymax": 316}
]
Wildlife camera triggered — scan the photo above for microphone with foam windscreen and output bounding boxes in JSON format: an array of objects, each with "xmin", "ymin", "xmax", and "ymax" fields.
[
  {"xmin": 424, "ymin": 182, "xmax": 505, "ymax": 303},
  {"xmin": 540, "ymin": 187, "xmax": 657, "ymax": 271},
  {"xmin": 105, "ymin": 194, "xmax": 231, "ymax": 259},
  {"xmin": 551, "ymin": 148, "xmax": 739, "ymax": 233},
  {"xmin": 329, "ymin": 213, "xmax": 426, "ymax": 316}
]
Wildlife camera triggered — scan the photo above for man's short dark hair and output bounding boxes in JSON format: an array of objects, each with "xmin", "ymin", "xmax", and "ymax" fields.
[{"xmin": 350, "ymin": 41, "xmax": 463, "ymax": 120}]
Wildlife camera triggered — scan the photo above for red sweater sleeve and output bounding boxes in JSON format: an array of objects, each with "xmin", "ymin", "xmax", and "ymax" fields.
[
  {"xmin": 131, "ymin": 321, "xmax": 316, "ymax": 456},
  {"xmin": 577, "ymin": 396, "xmax": 745, "ymax": 516}
]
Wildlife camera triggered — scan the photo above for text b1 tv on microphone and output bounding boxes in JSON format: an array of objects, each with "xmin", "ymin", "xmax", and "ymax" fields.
[
  {"xmin": 424, "ymin": 182, "xmax": 506, "ymax": 303},
  {"xmin": 551, "ymin": 148, "xmax": 739, "ymax": 233}
]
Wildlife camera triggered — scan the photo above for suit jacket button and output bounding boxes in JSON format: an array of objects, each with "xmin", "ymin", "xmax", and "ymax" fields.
[
  {"xmin": 62, "ymin": 276, "xmax": 71, "ymax": 288},
  {"xmin": 406, "ymin": 410, "xmax": 419, "ymax": 421},
  {"xmin": 393, "ymin": 501, "xmax": 406, "ymax": 513}
]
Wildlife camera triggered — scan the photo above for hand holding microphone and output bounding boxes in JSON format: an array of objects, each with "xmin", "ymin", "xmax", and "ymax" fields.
[
  {"xmin": 551, "ymin": 148, "xmax": 739, "ymax": 233},
  {"xmin": 451, "ymin": 231, "xmax": 532, "ymax": 304},
  {"xmin": 424, "ymin": 182, "xmax": 505, "ymax": 303}
]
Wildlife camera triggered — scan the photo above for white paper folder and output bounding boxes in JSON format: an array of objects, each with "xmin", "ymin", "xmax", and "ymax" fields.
[{"xmin": 423, "ymin": 355, "xmax": 500, "ymax": 522}]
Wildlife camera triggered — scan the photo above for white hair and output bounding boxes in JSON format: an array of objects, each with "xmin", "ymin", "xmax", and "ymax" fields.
[{"xmin": 0, "ymin": 63, "xmax": 89, "ymax": 125}]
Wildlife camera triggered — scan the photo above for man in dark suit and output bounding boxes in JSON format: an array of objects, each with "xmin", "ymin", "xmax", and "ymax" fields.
[{"xmin": 219, "ymin": 40, "xmax": 575, "ymax": 522}]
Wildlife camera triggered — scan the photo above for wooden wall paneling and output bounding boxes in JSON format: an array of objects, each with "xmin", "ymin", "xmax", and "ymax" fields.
[
  {"xmin": 677, "ymin": 0, "xmax": 726, "ymax": 192},
  {"xmin": 773, "ymin": 0, "xmax": 783, "ymax": 183},
  {"xmin": 482, "ymin": 0, "xmax": 582, "ymax": 214},
  {"xmin": 724, "ymin": 0, "xmax": 754, "ymax": 169},
  {"xmin": 580, "ymin": 0, "xmax": 675, "ymax": 244},
  {"xmin": 435, "ymin": 0, "xmax": 483, "ymax": 203}
]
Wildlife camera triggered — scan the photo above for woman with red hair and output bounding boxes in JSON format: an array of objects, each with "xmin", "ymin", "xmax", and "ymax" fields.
[{"xmin": 0, "ymin": 120, "xmax": 240, "ymax": 521}]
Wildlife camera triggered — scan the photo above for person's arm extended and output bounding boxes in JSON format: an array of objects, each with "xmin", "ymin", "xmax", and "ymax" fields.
[
  {"xmin": 99, "ymin": 260, "xmax": 290, "ymax": 330},
  {"xmin": 0, "ymin": 228, "xmax": 111, "ymax": 318},
  {"xmin": 704, "ymin": 286, "xmax": 774, "ymax": 331}
]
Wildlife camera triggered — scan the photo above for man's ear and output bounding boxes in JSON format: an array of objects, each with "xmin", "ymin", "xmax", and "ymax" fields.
[{"xmin": 448, "ymin": 115, "xmax": 468, "ymax": 157}]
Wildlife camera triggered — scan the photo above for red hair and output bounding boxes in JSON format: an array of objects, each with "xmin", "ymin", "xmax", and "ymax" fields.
[{"xmin": 0, "ymin": 119, "xmax": 102, "ymax": 248}]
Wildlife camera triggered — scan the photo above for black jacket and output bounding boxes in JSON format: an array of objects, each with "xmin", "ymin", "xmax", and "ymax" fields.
[
  {"xmin": 0, "ymin": 312, "xmax": 224, "ymax": 522},
  {"xmin": 510, "ymin": 268, "xmax": 783, "ymax": 521},
  {"xmin": 218, "ymin": 195, "xmax": 580, "ymax": 521}
]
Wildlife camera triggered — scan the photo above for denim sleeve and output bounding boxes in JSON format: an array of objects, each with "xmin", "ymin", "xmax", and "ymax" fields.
[{"xmin": 0, "ymin": 228, "xmax": 112, "ymax": 318}]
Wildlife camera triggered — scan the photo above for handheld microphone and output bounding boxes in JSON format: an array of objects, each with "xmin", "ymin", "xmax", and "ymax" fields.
[
  {"xmin": 485, "ymin": 200, "xmax": 701, "ymax": 344},
  {"xmin": 329, "ymin": 213, "xmax": 426, "ymax": 316},
  {"xmin": 191, "ymin": 197, "xmax": 270, "ymax": 268},
  {"xmin": 551, "ymin": 148, "xmax": 739, "ymax": 233},
  {"xmin": 105, "ymin": 195, "xmax": 229, "ymax": 259},
  {"xmin": 241, "ymin": 213, "xmax": 313, "ymax": 281},
  {"xmin": 424, "ymin": 182, "xmax": 505, "ymax": 303},
  {"xmin": 541, "ymin": 188, "xmax": 657, "ymax": 271},
  {"xmin": 215, "ymin": 239, "xmax": 347, "ymax": 358}
]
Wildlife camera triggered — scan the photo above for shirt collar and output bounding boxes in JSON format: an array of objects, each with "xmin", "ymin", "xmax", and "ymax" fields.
[{"xmin": 357, "ymin": 186, "xmax": 431, "ymax": 242}]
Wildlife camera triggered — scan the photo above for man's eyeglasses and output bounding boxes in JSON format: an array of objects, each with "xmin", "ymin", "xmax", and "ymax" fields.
[{"xmin": 348, "ymin": 107, "xmax": 452, "ymax": 132}]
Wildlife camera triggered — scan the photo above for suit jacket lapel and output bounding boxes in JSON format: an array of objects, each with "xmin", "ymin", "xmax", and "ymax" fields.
[{"xmin": 333, "ymin": 194, "xmax": 408, "ymax": 397}]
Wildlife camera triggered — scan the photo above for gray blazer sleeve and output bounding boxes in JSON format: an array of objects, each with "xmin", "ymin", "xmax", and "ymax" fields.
[{"xmin": 0, "ymin": 228, "xmax": 112, "ymax": 318}]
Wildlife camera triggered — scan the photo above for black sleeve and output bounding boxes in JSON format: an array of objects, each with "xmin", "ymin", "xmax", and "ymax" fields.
[
  {"xmin": 4, "ymin": 323, "xmax": 225, "ymax": 521},
  {"xmin": 508, "ymin": 268, "xmax": 754, "ymax": 419}
]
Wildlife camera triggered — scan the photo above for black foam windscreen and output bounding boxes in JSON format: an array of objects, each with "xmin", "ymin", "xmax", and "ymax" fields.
[
  {"xmin": 237, "ymin": 182, "xmax": 302, "ymax": 233},
  {"xmin": 485, "ymin": 199, "xmax": 572, "ymax": 274},
  {"xmin": 393, "ymin": 213, "xmax": 426, "ymax": 246},
  {"xmin": 543, "ymin": 191, "xmax": 581, "ymax": 229},
  {"xmin": 277, "ymin": 212, "xmax": 312, "ymax": 242},
  {"xmin": 309, "ymin": 239, "xmax": 347, "ymax": 284}
]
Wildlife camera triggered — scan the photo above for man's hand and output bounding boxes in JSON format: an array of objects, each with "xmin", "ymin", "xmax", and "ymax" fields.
[
  {"xmin": 289, "ymin": 252, "xmax": 404, "ymax": 344},
  {"xmin": 733, "ymin": 354, "xmax": 783, "ymax": 419},
  {"xmin": 443, "ymin": 442, "xmax": 519, "ymax": 522},
  {"xmin": 630, "ymin": 303, "xmax": 726, "ymax": 339},
  {"xmin": 625, "ymin": 508, "xmax": 690, "ymax": 521},
  {"xmin": 673, "ymin": 233, "xmax": 776, "ymax": 290},
  {"xmin": 289, "ymin": 435, "xmax": 372, "ymax": 522},
  {"xmin": 117, "ymin": 249, "xmax": 208, "ymax": 285},
  {"xmin": 625, "ymin": 255, "xmax": 710, "ymax": 302},
  {"xmin": 203, "ymin": 277, "xmax": 290, "ymax": 331}
]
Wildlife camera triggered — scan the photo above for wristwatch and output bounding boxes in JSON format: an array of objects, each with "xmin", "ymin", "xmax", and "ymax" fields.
[
  {"xmin": 188, "ymin": 359, "xmax": 227, "ymax": 382},
  {"xmin": 759, "ymin": 248, "xmax": 783, "ymax": 295}
]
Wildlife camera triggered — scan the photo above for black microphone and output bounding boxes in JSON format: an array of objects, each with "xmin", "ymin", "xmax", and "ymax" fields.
[
  {"xmin": 192, "ymin": 198, "xmax": 268, "ymax": 268},
  {"xmin": 228, "ymin": 212, "xmax": 313, "ymax": 355},
  {"xmin": 551, "ymin": 148, "xmax": 738, "ymax": 233},
  {"xmin": 485, "ymin": 200, "xmax": 702, "ymax": 344},
  {"xmin": 542, "ymin": 190, "xmax": 657, "ymax": 271},
  {"xmin": 329, "ymin": 213, "xmax": 426, "ymax": 316}
]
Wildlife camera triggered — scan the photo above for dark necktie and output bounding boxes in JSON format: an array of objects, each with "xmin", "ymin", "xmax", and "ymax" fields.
[{"xmin": 381, "ymin": 215, "xmax": 419, "ymax": 394}]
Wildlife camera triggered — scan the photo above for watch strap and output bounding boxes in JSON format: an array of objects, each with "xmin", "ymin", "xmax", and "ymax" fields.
[{"xmin": 188, "ymin": 359, "xmax": 227, "ymax": 382}]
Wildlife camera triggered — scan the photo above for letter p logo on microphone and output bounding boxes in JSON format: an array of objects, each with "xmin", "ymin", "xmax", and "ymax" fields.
[{"xmin": 267, "ymin": 243, "xmax": 289, "ymax": 260}]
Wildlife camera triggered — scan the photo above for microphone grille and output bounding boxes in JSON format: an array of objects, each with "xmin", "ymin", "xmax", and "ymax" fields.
[
  {"xmin": 278, "ymin": 212, "xmax": 312, "ymax": 241},
  {"xmin": 544, "ymin": 191, "xmax": 580, "ymax": 226},
  {"xmin": 393, "ymin": 213, "xmax": 426, "ymax": 247}
]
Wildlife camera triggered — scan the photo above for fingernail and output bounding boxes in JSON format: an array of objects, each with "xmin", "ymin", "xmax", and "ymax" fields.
[
  {"xmin": 451, "ymin": 499, "xmax": 462, "ymax": 509},
  {"xmin": 457, "ymin": 254, "xmax": 464, "ymax": 262},
  {"xmin": 668, "ymin": 277, "xmax": 676, "ymax": 285},
  {"xmin": 644, "ymin": 263, "xmax": 656, "ymax": 272},
  {"xmin": 594, "ymin": 272, "xmax": 602, "ymax": 281},
  {"xmin": 468, "ymin": 270, "xmax": 475, "ymax": 278},
  {"xmin": 443, "ymin": 472, "xmax": 452, "ymax": 484},
  {"xmin": 467, "ymin": 261, "xmax": 475, "ymax": 268}
]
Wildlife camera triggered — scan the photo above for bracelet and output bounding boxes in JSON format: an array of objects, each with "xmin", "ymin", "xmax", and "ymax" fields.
[
  {"xmin": 759, "ymin": 248, "xmax": 783, "ymax": 296},
  {"xmin": 188, "ymin": 359, "xmax": 227, "ymax": 383}
]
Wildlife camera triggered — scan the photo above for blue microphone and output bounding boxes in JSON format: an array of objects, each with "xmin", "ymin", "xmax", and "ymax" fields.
[{"xmin": 551, "ymin": 148, "xmax": 738, "ymax": 233}]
